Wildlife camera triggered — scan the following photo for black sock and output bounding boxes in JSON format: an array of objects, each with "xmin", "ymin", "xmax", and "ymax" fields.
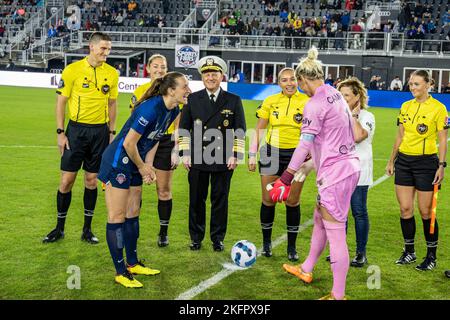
[
  {"xmin": 158, "ymin": 199, "xmax": 172, "ymax": 236},
  {"xmin": 124, "ymin": 217, "xmax": 139, "ymax": 266},
  {"xmin": 260, "ymin": 203, "xmax": 275, "ymax": 244},
  {"xmin": 106, "ymin": 223, "xmax": 126, "ymax": 274},
  {"xmin": 83, "ymin": 188, "xmax": 97, "ymax": 231},
  {"xmin": 400, "ymin": 217, "xmax": 416, "ymax": 253},
  {"xmin": 422, "ymin": 218, "xmax": 438, "ymax": 258},
  {"xmin": 286, "ymin": 204, "xmax": 300, "ymax": 251},
  {"xmin": 56, "ymin": 190, "xmax": 72, "ymax": 231}
]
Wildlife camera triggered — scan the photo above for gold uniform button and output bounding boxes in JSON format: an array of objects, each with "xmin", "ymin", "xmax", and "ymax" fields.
[{"xmin": 218, "ymin": 126, "xmax": 221, "ymax": 129}]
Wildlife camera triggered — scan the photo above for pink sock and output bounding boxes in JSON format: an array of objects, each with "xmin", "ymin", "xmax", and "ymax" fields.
[
  {"xmin": 323, "ymin": 220, "xmax": 349, "ymax": 300},
  {"xmin": 301, "ymin": 208, "xmax": 328, "ymax": 273}
]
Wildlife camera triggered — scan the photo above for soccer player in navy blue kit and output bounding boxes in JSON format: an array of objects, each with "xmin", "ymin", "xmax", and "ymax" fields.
[{"xmin": 98, "ymin": 72, "xmax": 191, "ymax": 288}]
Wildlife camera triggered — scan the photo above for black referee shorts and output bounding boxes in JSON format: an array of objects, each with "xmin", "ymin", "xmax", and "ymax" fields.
[
  {"xmin": 61, "ymin": 120, "xmax": 109, "ymax": 173},
  {"xmin": 394, "ymin": 152, "xmax": 439, "ymax": 192},
  {"xmin": 153, "ymin": 134, "xmax": 175, "ymax": 171},
  {"xmin": 258, "ymin": 144, "xmax": 296, "ymax": 177}
]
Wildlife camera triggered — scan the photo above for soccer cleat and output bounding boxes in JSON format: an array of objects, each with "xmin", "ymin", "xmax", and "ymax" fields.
[
  {"xmin": 318, "ymin": 293, "xmax": 348, "ymax": 300},
  {"xmin": 445, "ymin": 270, "xmax": 450, "ymax": 278},
  {"xmin": 43, "ymin": 228, "xmax": 64, "ymax": 243},
  {"xmin": 81, "ymin": 229, "xmax": 99, "ymax": 244},
  {"xmin": 115, "ymin": 270, "xmax": 143, "ymax": 288},
  {"xmin": 157, "ymin": 234, "xmax": 169, "ymax": 247},
  {"xmin": 415, "ymin": 255, "xmax": 436, "ymax": 271},
  {"xmin": 287, "ymin": 248, "xmax": 299, "ymax": 262},
  {"xmin": 395, "ymin": 250, "xmax": 416, "ymax": 265},
  {"xmin": 127, "ymin": 260, "xmax": 161, "ymax": 276},
  {"xmin": 350, "ymin": 252, "xmax": 368, "ymax": 268},
  {"xmin": 261, "ymin": 242, "xmax": 272, "ymax": 257},
  {"xmin": 213, "ymin": 241, "xmax": 225, "ymax": 252},
  {"xmin": 325, "ymin": 255, "xmax": 331, "ymax": 262},
  {"xmin": 283, "ymin": 264, "xmax": 313, "ymax": 283}
]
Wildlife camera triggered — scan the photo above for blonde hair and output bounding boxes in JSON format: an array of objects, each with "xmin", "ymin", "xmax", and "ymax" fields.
[
  {"xmin": 147, "ymin": 53, "xmax": 167, "ymax": 66},
  {"xmin": 294, "ymin": 46, "xmax": 324, "ymax": 81},
  {"xmin": 277, "ymin": 67, "xmax": 295, "ymax": 82},
  {"xmin": 337, "ymin": 77, "xmax": 369, "ymax": 109}
]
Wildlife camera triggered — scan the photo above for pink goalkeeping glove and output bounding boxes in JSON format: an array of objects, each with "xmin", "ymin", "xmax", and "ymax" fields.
[{"xmin": 267, "ymin": 171, "xmax": 294, "ymax": 203}]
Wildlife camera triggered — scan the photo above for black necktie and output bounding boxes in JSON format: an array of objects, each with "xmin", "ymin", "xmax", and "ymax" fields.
[{"xmin": 210, "ymin": 94, "xmax": 215, "ymax": 105}]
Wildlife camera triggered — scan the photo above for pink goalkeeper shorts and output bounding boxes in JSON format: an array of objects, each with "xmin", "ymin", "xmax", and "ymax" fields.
[{"xmin": 317, "ymin": 172, "xmax": 360, "ymax": 223}]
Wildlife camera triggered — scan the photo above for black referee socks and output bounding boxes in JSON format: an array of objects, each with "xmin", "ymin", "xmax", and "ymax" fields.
[
  {"xmin": 422, "ymin": 218, "xmax": 438, "ymax": 258},
  {"xmin": 56, "ymin": 190, "xmax": 72, "ymax": 231},
  {"xmin": 83, "ymin": 187, "xmax": 98, "ymax": 231},
  {"xmin": 260, "ymin": 203, "xmax": 275, "ymax": 243},
  {"xmin": 400, "ymin": 217, "xmax": 416, "ymax": 253},
  {"xmin": 158, "ymin": 199, "xmax": 172, "ymax": 236},
  {"xmin": 286, "ymin": 204, "xmax": 301, "ymax": 251}
]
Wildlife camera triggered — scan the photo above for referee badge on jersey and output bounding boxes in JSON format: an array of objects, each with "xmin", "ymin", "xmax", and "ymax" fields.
[
  {"xmin": 293, "ymin": 113, "xmax": 303, "ymax": 124},
  {"xmin": 101, "ymin": 84, "xmax": 110, "ymax": 94},
  {"xmin": 223, "ymin": 119, "xmax": 229, "ymax": 127},
  {"xmin": 416, "ymin": 123, "xmax": 428, "ymax": 134}
]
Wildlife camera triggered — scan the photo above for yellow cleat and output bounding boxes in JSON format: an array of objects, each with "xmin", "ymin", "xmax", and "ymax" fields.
[
  {"xmin": 318, "ymin": 293, "xmax": 348, "ymax": 300},
  {"xmin": 127, "ymin": 260, "xmax": 161, "ymax": 276},
  {"xmin": 115, "ymin": 271, "xmax": 143, "ymax": 288},
  {"xmin": 283, "ymin": 264, "xmax": 313, "ymax": 283}
]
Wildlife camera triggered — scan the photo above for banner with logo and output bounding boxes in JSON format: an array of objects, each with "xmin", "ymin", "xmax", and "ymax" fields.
[
  {"xmin": 0, "ymin": 71, "xmax": 226, "ymax": 93},
  {"xmin": 175, "ymin": 44, "xmax": 200, "ymax": 69},
  {"xmin": 196, "ymin": 7, "xmax": 212, "ymax": 22}
]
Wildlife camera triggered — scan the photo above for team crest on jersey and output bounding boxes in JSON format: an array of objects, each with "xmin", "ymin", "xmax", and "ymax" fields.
[
  {"xmin": 58, "ymin": 79, "xmax": 65, "ymax": 88},
  {"xmin": 115, "ymin": 173, "xmax": 127, "ymax": 184},
  {"xmin": 293, "ymin": 113, "xmax": 303, "ymax": 124},
  {"xmin": 101, "ymin": 84, "xmax": 110, "ymax": 94},
  {"xmin": 416, "ymin": 123, "xmax": 428, "ymax": 134}
]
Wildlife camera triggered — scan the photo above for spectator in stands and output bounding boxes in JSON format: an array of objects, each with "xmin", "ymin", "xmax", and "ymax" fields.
[
  {"xmin": 280, "ymin": 9, "xmax": 288, "ymax": 23},
  {"xmin": 325, "ymin": 74, "xmax": 334, "ymax": 86},
  {"xmin": 345, "ymin": 0, "xmax": 355, "ymax": 11},
  {"xmin": 414, "ymin": 24, "xmax": 425, "ymax": 53},
  {"xmin": 335, "ymin": 27, "xmax": 344, "ymax": 50},
  {"xmin": 390, "ymin": 76, "xmax": 403, "ymax": 91},
  {"xmin": 279, "ymin": 0, "xmax": 289, "ymax": 13},
  {"xmin": 369, "ymin": 76, "xmax": 378, "ymax": 90},
  {"xmin": 264, "ymin": 3, "xmax": 277, "ymax": 16},
  {"xmin": 5, "ymin": 58, "xmax": 15, "ymax": 71},
  {"xmin": 236, "ymin": 69, "xmax": 245, "ymax": 83},
  {"xmin": 229, "ymin": 74, "xmax": 239, "ymax": 83},
  {"xmin": 283, "ymin": 22, "xmax": 293, "ymax": 49},
  {"xmin": 0, "ymin": 23, "xmax": 5, "ymax": 37},
  {"xmin": 263, "ymin": 23, "xmax": 274, "ymax": 36},
  {"xmin": 442, "ymin": 82, "xmax": 450, "ymax": 94},
  {"xmin": 273, "ymin": 24, "xmax": 282, "ymax": 36},
  {"xmin": 341, "ymin": 11, "xmax": 350, "ymax": 31},
  {"xmin": 427, "ymin": 20, "xmax": 436, "ymax": 34},
  {"xmin": 251, "ymin": 17, "xmax": 260, "ymax": 35},
  {"xmin": 414, "ymin": 2, "xmax": 424, "ymax": 19},
  {"xmin": 127, "ymin": 0, "xmax": 138, "ymax": 19},
  {"xmin": 351, "ymin": 19, "xmax": 362, "ymax": 33},
  {"xmin": 47, "ymin": 25, "xmax": 57, "ymax": 38},
  {"xmin": 442, "ymin": 10, "xmax": 450, "ymax": 27},
  {"xmin": 318, "ymin": 26, "xmax": 328, "ymax": 50}
]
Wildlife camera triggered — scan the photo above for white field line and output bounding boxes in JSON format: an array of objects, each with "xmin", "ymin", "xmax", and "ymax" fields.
[
  {"xmin": 0, "ymin": 145, "xmax": 56, "ymax": 148},
  {"xmin": 176, "ymin": 137, "xmax": 450, "ymax": 300}
]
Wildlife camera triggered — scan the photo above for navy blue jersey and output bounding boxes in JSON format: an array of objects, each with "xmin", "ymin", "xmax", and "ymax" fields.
[{"xmin": 102, "ymin": 95, "xmax": 179, "ymax": 172}]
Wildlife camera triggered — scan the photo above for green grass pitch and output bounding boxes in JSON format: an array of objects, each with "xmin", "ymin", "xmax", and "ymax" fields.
[{"xmin": 0, "ymin": 86, "xmax": 448, "ymax": 300}]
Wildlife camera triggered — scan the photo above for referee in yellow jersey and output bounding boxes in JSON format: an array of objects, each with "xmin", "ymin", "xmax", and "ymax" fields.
[
  {"xmin": 129, "ymin": 54, "xmax": 181, "ymax": 247},
  {"xmin": 386, "ymin": 69, "xmax": 448, "ymax": 270},
  {"xmin": 248, "ymin": 67, "xmax": 311, "ymax": 261},
  {"xmin": 43, "ymin": 32, "xmax": 119, "ymax": 244}
]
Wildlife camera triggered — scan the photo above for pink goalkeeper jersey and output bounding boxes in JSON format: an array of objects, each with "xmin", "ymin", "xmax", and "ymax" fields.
[{"xmin": 289, "ymin": 84, "xmax": 360, "ymax": 189}]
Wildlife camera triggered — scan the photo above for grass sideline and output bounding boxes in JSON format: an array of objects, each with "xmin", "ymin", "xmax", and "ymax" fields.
[{"xmin": 0, "ymin": 86, "xmax": 448, "ymax": 300}]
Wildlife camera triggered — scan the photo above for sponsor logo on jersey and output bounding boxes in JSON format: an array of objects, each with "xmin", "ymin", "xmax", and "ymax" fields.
[{"xmin": 138, "ymin": 116, "xmax": 149, "ymax": 127}]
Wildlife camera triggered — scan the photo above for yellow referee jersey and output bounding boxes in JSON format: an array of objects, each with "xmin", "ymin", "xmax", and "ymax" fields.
[
  {"xmin": 57, "ymin": 57, "xmax": 119, "ymax": 124},
  {"xmin": 256, "ymin": 91, "xmax": 309, "ymax": 149},
  {"xmin": 398, "ymin": 95, "xmax": 449, "ymax": 155},
  {"xmin": 129, "ymin": 80, "xmax": 183, "ymax": 135}
]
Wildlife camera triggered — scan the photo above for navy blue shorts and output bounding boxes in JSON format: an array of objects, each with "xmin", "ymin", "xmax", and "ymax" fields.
[{"xmin": 98, "ymin": 165, "xmax": 142, "ymax": 189}]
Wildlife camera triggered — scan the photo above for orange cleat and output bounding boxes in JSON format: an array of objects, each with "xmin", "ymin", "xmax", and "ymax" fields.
[{"xmin": 282, "ymin": 264, "xmax": 313, "ymax": 283}]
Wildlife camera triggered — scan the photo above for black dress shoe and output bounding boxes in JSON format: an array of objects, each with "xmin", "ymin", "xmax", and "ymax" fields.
[
  {"xmin": 350, "ymin": 252, "xmax": 368, "ymax": 267},
  {"xmin": 445, "ymin": 270, "xmax": 450, "ymax": 278},
  {"xmin": 43, "ymin": 228, "xmax": 64, "ymax": 243},
  {"xmin": 190, "ymin": 241, "xmax": 201, "ymax": 250},
  {"xmin": 212, "ymin": 241, "xmax": 224, "ymax": 252},
  {"xmin": 325, "ymin": 255, "xmax": 331, "ymax": 262}
]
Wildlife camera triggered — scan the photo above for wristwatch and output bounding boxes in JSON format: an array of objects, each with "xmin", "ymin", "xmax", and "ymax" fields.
[
  {"xmin": 109, "ymin": 130, "xmax": 116, "ymax": 135},
  {"xmin": 439, "ymin": 161, "xmax": 447, "ymax": 168},
  {"xmin": 56, "ymin": 128, "xmax": 64, "ymax": 134}
]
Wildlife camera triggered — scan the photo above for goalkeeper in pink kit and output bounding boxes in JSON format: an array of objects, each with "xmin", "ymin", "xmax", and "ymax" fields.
[{"xmin": 269, "ymin": 47, "xmax": 360, "ymax": 300}]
